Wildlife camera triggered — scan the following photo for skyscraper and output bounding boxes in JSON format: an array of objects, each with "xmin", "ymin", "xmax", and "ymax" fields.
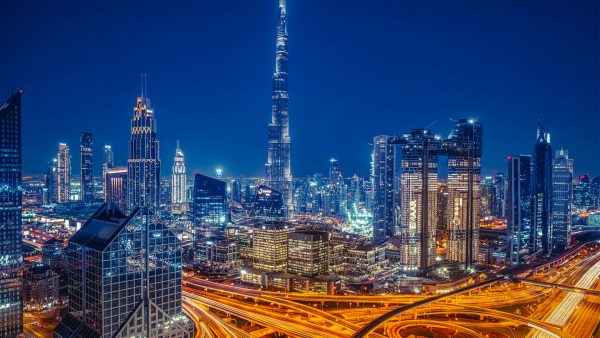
[
  {"xmin": 531, "ymin": 120, "xmax": 553, "ymax": 255},
  {"xmin": 79, "ymin": 131, "xmax": 94, "ymax": 203},
  {"xmin": 506, "ymin": 155, "xmax": 532, "ymax": 265},
  {"xmin": 57, "ymin": 142, "xmax": 71, "ymax": 203},
  {"xmin": 480, "ymin": 177, "xmax": 496, "ymax": 217},
  {"xmin": 265, "ymin": 0, "xmax": 293, "ymax": 218},
  {"xmin": 102, "ymin": 145, "xmax": 114, "ymax": 180},
  {"xmin": 0, "ymin": 90, "xmax": 23, "ymax": 337},
  {"xmin": 552, "ymin": 149, "xmax": 573, "ymax": 252},
  {"xmin": 171, "ymin": 141, "xmax": 187, "ymax": 206},
  {"xmin": 372, "ymin": 135, "xmax": 397, "ymax": 244},
  {"xmin": 192, "ymin": 173, "xmax": 227, "ymax": 239},
  {"xmin": 44, "ymin": 158, "xmax": 57, "ymax": 205},
  {"xmin": 254, "ymin": 185, "xmax": 285, "ymax": 223},
  {"xmin": 104, "ymin": 166, "xmax": 128, "ymax": 212},
  {"xmin": 128, "ymin": 75, "xmax": 161, "ymax": 216},
  {"xmin": 55, "ymin": 204, "xmax": 191, "ymax": 338},
  {"xmin": 326, "ymin": 158, "xmax": 342, "ymax": 216},
  {"xmin": 493, "ymin": 173, "xmax": 507, "ymax": 218},
  {"xmin": 397, "ymin": 129, "xmax": 439, "ymax": 273},
  {"xmin": 573, "ymin": 174, "xmax": 597, "ymax": 212},
  {"xmin": 445, "ymin": 118, "xmax": 482, "ymax": 269}
]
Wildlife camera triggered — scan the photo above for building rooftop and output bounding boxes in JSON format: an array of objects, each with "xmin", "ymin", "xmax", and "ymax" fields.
[{"xmin": 69, "ymin": 204, "xmax": 139, "ymax": 251}]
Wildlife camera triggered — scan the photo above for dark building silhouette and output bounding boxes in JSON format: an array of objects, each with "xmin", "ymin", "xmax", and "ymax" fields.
[
  {"xmin": 192, "ymin": 173, "xmax": 227, "ymax": 240},
  {"xmin": 254, "ymin": 185, "xmax": 285, "ymax": 223},
  {"xmin": 506, "ymin": 155, "xmax": 532, "ymax": 265},
  {"xmin": 531, "ymin": 121, "xmax": 553, "ymax": 255}
]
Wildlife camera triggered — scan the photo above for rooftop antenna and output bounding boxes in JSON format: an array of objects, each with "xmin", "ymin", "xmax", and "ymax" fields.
[{"xmin": 140, "ymin": 73, "xmax": 148, "ymax": 98}]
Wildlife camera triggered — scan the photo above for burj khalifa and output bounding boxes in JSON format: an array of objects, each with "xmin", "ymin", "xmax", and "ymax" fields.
[{"xmin": 265, "ymin": 0, "xmax": 293, "ymax": 218}]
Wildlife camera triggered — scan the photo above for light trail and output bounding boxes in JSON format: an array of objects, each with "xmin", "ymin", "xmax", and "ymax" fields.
[{"xmin": 531, "ymin": 258, "xmax": 600, "ymax": 338}]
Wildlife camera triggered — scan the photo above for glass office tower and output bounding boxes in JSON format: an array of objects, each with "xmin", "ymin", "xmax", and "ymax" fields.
[
  {"xmin": 372, "ymin": 135, "xmax": 397, "ymax": 244},
  {"xmin": 552, "ymin": 149, "xmax": 573, "ymax": 252},
  {"xmin": 531, "ymin": 120, "xmax": 553, "ymax": 255},
  {"xmin": 506, "ymin": 155, "xmax": 532, "ymax": 265},
  {"xmin": 192, "ymin": 173, "xmax": 227, "ymax": 239},
  {"xmin": 0, "ymin": 90, "xmax": 23, "ymax": 337},
  {"xmin": 55, "ymin": 204, "xmax": 191, "ymax": 338}
]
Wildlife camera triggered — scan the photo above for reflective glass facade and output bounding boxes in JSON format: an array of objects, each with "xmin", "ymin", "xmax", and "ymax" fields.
[
  {"xmin": 0, "ymin": 91, "xmax": 23, "ymax": 337},
  {"xmin": 532, "ymin": 121, "xmax": 553, "ymax": 255},
  {"xmin": 56, "ymin": 204, "xmax": 190, "ymax": 338},
  {"xmin": 192, "ymin": 173, "xmax": 227, "ymax": 239},
  {"xmin": 372, "ymin": 135, "xmax": 397, "ymax": 244},
  {"xmin": 552, "ymin": 149, "xmax": 573, "ymax": 251}
]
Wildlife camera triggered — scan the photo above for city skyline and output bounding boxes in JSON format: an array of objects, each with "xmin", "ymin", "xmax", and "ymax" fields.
[
  {"xmin": 3, "ymin": 2, "xmax": 600, "ymax": 337},
  {"xmin": 2, "ymin": 1, "xmax": 598, "ymax": 178}
]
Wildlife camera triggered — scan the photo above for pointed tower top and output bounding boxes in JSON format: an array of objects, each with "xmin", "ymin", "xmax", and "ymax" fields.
[
  {"xmin": 279, "ymin": 0, "xmax": 286, "ymax": 16},
  {"xmin": 176, "ymin": 140, "xmax": 180, "ymax": 149},
  {"xmin": 140, "ymin": 73, "xmax": 148, "ymax": 98}
]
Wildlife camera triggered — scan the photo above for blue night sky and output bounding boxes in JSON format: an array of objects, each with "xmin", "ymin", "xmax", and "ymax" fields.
[{"xmin": 2, "ymin": 0, "xmax": 598, "ymax": 178}]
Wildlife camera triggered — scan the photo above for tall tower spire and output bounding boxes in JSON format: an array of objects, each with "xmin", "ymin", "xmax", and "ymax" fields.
[{"xmin": 266, "ymin": 0, "xmax": 293, "ymax": 218}]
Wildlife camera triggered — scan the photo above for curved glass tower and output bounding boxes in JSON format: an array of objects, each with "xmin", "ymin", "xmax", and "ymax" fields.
[{"xmin": 266, "ymin": 0, "xmax": 293, "ymax": 218}]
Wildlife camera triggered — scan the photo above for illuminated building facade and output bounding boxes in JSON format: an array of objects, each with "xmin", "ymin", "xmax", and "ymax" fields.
[
  {"xmin": 287, "ymin": 231, "xmax": 329, "ymax": 277},
  {"xmin": 57, "ymin": 142, "xmax": 71, "ymax": 203},
  {"xmin": 252, "ymin": 222, "xmax": 292, "ymax": 272},
  {"xmin": 265, "ymin": 0, "xmax": 293, "ymax": 218},
  {"xmin": 104, "ymin": 166, "xmax": 128, "ymax": 212},
  {"xmin": 0, "ymin": 91, "xmax": 23, "ymax": 337},
  {"xmin": 192, "ymin": 173, "xmax": 227, "ymax": 239},
  {"xmin": 445, "ymin": 118, "xmax": 482, "ymax": 269},
  {"xmin": 397, "ymin": 129, "xmax": 439, "ymax": 272},
  {"xmin": 128, "ymin": 77, "xmax": 161, "ymax": 216},
  {"xmin": 506, "ymin": 155, "xmax": 532, "ymax": 265},
  {"xmin": 573, "ymin": 174, "xmax": 597, "ymax": 212},
  {"xmin": 531, "ymin": 120, "xmax": 553, "ymax": 255},
  {"xmin": 171, "ymin": 141, "xmax": 187, "ymax": 206},
  {"xmin": 23, "ymin": 264, "xmax": 59, "ymax": 311},
  {"xmin": 552, "ymin": 149, "xmax": 573, "ymax": 251},
  {"xmin": 196, "ymin": 235, "xmax": 240, "ymax": 271},
  {"xmin": 79, "ymin": 132, "xmax": 94, "ymax": 203},
  {"xmin": 372, "ymin": 135, "xmax": 397, "ymax": 244},
  {"xmin": 55, "ymin": 204, "xmax": 191, "ymax": 338},
  {"xmin": 254, "ymin": 185, "xmax": 285, "ymax": 223}
]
